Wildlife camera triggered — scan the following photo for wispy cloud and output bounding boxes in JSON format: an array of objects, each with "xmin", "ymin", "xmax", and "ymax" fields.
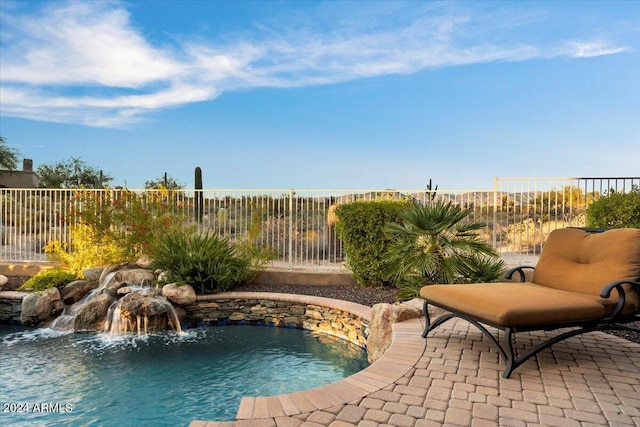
[
  {"xmin": 556, "ymin": 40, "xmax": 630, "ymax": 58},
  {"xmin": 0, "ymin": 1, "xmax": 631, "ymax": 128}
]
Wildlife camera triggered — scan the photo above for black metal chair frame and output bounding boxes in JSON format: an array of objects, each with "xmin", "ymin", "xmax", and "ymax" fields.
[{"xmin": 422, "ymin": 265, "xmax": 640, "ymax": 378}]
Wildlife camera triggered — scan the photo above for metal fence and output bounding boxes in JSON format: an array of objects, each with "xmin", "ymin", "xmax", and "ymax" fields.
[{"xmin": 1, "ymin": 177, "xmax": 638, "ymax": 268}]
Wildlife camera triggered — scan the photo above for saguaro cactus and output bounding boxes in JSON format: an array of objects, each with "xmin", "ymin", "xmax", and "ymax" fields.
[{"xmin": 194, "ymin": 167, "xmax": 203, "ymax": 223}]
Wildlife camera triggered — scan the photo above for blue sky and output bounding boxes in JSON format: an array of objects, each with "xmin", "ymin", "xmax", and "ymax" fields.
[{"xmin": 1, "ymin": 0, "xmax": 638, "ymax": 190}]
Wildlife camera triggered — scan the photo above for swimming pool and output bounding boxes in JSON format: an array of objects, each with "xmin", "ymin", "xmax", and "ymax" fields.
[{"xmin": 0, "ymin": 325, "xmax": 368, "ymax": 426}]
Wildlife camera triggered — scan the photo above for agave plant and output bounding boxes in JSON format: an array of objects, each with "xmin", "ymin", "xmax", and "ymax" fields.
[
  {"xmin": 383, "ymin": 201, "xmax": 504, "ymax": 299},
  {"xmin": 151, "ymin": 226, "xmax": 253, "ymax": 294}
]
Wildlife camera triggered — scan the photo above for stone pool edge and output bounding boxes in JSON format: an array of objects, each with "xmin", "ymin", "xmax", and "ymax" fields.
[
  {"xmin": 187, "ymin": 292, "xmax": 372, "ymax": 347},
  {"xmin": 188, "ymin": 292, "xmax": 426, "ymax": 425}
]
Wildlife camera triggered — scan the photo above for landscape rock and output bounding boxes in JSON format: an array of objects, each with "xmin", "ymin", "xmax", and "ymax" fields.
[
  {"xmin": 83, "ymin": 267, "xmax": 104, "ymax": 283},
  {"xmin": 118, "ymin": 290, "xmax": 171, "ymax": 317},
  {"xmin": 20, "ymin": 287, "xmax": 62, "ymax": 326},
  {"xmin": 114, "ymin": 269, "xmax": 156, "ymax": 286},
  {"xmin": 117, "ymin": 286, "xmax": 133, "ymax": 296},
  {"xmin": 99, "ymin": 268, "xmax": 156, "ymax": 297},
  {"xmin": 98, "ymin": 262, "xmax": 129, "ymax": 284},
  {"xmin": 366, "ymin": 302, "xmax": 421, "ymax": 363},
  {"xmin": 135, "ymin": 256, "xmax": 153, "ymax": 269},
  {"xmin": 403, "ymin": 298, "xmax": 425, "ymax": 313},
  {"xmin": 61, "ymin": 280, "xmax": 97, "ymax": 305},
  {"xmin": 162, "ymin": 283, "xmax": 196, "ymax": 305},
  {"xmin": 108, "ymin": 290, "xmax": 179, "ymax": 333},
  {"xmin": 173, "ymin": 305, "xmax": 187, "ymax": 323},
  {"xmin": 0, "ymin": 274, "xmax": 8, "ymax": 290},
  {"xmin": 74, "ymin": 293, "xmax": 116, "ymax": 332}
]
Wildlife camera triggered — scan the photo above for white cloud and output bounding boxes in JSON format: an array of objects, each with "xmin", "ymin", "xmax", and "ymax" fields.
[
  {"xmin": 557, "ymin": 40, "xmax": 630, "ymax": 58},
  {"xmin": 2, "ymin": 1, "xmax": 182, "ymax": 87},
  {"xmin": 0, "ymin": 1, "xmax": 631, "ymax": 128}
]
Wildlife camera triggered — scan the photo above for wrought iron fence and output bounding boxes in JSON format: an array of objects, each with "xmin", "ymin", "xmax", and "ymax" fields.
[{"xmin": 1, "ymin": 177, "xmax": 638, "ymax": 268}]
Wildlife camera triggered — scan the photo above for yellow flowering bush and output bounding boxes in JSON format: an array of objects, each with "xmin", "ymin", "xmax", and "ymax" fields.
[{"xmin": 44, "ymin": 224, "xmax": 123, "ymax": 278}]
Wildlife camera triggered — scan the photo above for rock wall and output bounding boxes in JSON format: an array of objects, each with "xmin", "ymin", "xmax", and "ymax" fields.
[
  {"xmin": 0, "ymin": 291, "xmax": 420, "ymax": 363},
  {"xmin": 185, "ymin": 298, "xmax": 370, "ymax": 348},
  {"xmin": 0, "ymin": 293, "xmax": 371, "ymax": 349},
  {"xmin": 0, "ymin": 291, "xmax": 26, "ymax": 325}
]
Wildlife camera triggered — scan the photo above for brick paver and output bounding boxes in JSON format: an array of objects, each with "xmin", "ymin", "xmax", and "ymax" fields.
[{"xmin": 190, "ymin": 305, "xmax": 640, "ymax": 427}]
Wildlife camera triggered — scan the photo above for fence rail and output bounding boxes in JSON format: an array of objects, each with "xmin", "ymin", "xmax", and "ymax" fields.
[{"xmin": 1, "ymin": 177, "xmax": 638, "ymax": 269}]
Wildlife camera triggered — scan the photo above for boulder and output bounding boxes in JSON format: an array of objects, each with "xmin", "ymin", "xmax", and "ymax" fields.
[
  {"xmin": 114, "ymin": 269, "xmax": 155, "ymax": 286},
  {"xmin": 162, "ymin": 283, "xmax": 196, "ymax": 306},
  {"xmin": 173, "ymin": 305, "xmax": 187, "ymax": 323},
  {"xmin": 73, "ymin": 293, "xmax": 116, "ymax": 332},
  {"xmin": 98, "ymin": 268, "xmax": 156, "ymax": 297},
  {"xmin": 98, "ymin": 262, "xmax": 129, "ymax": 284},
  {"xmin": 117, "ymin": 286, "xmax": 133, "ymax": 296},
  {"xmin": 107, "ymin": 290, "xmax": 179, "ymax": 333},
  {"xmin": 0, "ymin": 274, "xmax": 8, "ymax": 290},
  {"xmin": 83, "ymin": 267, "xmax": 104, "ymax": 283},
  {"xmin": 60, "ymin": 280, "xmax": 97, "ymax": 305},
  {"xmin": 20, "ymin": 288, "xmax": 63, "ymax": 326},
  {"xmin": 118, "ymin": 291, "xmax": 172, "ymax": 317},
  {"xmin": 103, "ymin": 280, "xmax": 131, "ymax": 298},
  {"xmin": 135, "ymin": 256, "xmax": 153, "ymax": 269},
  {"xmin": 366, "ymin": 302, "xmax": 421, "ymax": 363}
]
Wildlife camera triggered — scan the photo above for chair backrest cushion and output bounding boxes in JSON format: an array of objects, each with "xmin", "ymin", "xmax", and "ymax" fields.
[{"xmin": 533, "ymin": 228, "xmax": 640, "ymax": 311}]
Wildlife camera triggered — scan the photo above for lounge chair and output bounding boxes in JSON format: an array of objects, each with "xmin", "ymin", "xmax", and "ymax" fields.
[{"xmin": 420, "ymin": 227, "xmax": 640, "ymax": 378}]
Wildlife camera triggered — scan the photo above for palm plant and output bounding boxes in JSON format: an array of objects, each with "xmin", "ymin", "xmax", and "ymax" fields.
[
  {"xmin": 0, "ymin": 136, "xmax": 19, "ymax": 173},
  {"xmin": 383, "ymin": 200, "xmax": 504, "ymax": 299}
]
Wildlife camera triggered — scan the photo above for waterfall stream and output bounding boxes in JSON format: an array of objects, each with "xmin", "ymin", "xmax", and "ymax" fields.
[
  {"xmin": 49, "ymin": 272, "xmax": 118, "ymax": 331},
  {"xmin": 48, "ymin": 270, "xmax": 182, "ymax": 335}
]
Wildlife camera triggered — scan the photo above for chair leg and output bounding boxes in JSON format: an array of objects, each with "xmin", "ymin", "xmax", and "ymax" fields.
[
  {"xmin": 422, "ymin": 301, "xmax": 456, "ymax": 338},
  {"xmin": 421, "ymin": 300, "xmax": 430, "ymax": 338},
  {"xmin": 503, "ymin": 328, "xmax": 517, "ymax": 378}
]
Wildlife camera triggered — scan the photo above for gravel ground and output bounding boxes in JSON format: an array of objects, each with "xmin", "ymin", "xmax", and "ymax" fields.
[
  {"xmin": 3, "ymin": 276, "xmax": 30, "ymax": 292},
  {"xmin": 3, "ymin": 276, "xmax": 639, "ymax": 344},
  {"xmin": 234, "ymin": 283, "xmax": 401, "ymax": 307}
]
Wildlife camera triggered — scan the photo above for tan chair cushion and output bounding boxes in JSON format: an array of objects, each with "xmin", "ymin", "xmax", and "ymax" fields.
[
  {"xmin": 533, "ymin": 228, "xmax": 640, "ymax": 312},
  {"xmin": 420, "ymin": 228, "xmax": 640, "ymax": 327},
  {"xmin": 420, "ymin": 282, "xmax": 608, "ymax": 327}
]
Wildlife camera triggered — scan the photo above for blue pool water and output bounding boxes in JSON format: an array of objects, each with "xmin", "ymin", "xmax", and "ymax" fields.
[{"xmin": 0, "ymin": 325, "xmax": 368, "ymax": 426}]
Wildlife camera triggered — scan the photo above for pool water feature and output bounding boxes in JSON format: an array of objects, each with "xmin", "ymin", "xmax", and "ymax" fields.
[{"xmin": 0, "ymin": 324, "xmax": 369, "ymax": 426}]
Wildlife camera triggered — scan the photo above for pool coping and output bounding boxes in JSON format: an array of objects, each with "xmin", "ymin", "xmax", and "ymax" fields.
[{"xmin": 189, "ymin": 292, "xmax": 426, "ymax": 425}]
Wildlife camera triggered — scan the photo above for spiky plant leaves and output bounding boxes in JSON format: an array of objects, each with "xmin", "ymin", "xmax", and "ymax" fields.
[
  {"xmin": 151, "ymin": 226, "xmax": 252, "ymax": 294},
  {"xmin": 384, "ymin": 201, "xmax": 500, "ymax": 297}
]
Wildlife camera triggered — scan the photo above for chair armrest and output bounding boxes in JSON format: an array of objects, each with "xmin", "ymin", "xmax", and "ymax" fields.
[
  {"xmin": 600, "ymin": 280, "xmax": 640, "ymax": 318},
  {"xmin": 505, "ymin": 266, "xmax": 535, "ymax": 282}
]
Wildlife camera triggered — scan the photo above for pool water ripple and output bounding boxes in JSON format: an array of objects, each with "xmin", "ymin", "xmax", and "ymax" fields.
[{"xmin": 0, "ymin": 325, "xmax": 368, "ymax": 426}]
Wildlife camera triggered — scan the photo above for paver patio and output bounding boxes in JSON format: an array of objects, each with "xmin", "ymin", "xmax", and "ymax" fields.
[{"xmin": 191, "ymin": 305, "xmax": 640, "ymax": 427}]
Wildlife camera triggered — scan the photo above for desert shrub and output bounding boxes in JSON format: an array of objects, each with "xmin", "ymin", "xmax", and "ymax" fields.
[
  {"xmin": 235, "ymin": 200, "xmax": 279, "ymax": 268},
  {"xmin": 384, "ymin": 201, "xmax": 503, "ymax": 300},
  {"xmin": 44, "ymin": 224, "xmax": 123, "ymax": 278},
  {"xmin": 335, "ymin": 199, "xmax": 411, "ymax": 286},
  {"xmin": 151, "ymin": 226, "xmax": 253, "ymax": 294},
  {"xmin": 586, "ymin": 188, "xmax": 640, "ymax": 229},
  {"xmin": 45, "ymin": 189, "xmax": 187, "ymax": 273},
  {"xmin": 69, "ymin": 189, "xmax": 186, "ymax": 260},
  {"xmin": 18, "ymin": 269, "xmax": 76, "ymax": 292}
]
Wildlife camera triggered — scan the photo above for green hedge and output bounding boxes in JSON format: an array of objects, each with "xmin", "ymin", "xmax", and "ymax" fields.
[
  {"xmin": 335, "ymin": 199, "xmax": 411, "ymax": 286},
  {"xmin": 586, "ymin": 189, "xmax": 640, "ymax": 229}
]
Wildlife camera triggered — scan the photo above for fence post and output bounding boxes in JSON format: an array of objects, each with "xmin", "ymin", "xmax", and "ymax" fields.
[
  {"xmin": 493, "ymin": 177, "xmax": 498, "ymax": 250},
  {"xmin": 288, "ymin": 189, "xmax": 294, "ymax": 269}
]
